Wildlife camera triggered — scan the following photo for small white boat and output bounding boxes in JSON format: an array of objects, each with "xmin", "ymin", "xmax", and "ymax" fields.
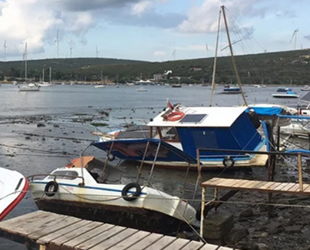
[
  {"xmin": 29, "ymin": 156, "xmax": 197, "ymax": 234},
  {"xmin": 272, "ymin": 90, "xmax": 299, "ymax": 98},
  {"xmin": 0, "ymin": 167, "xmax": 28, "ymax": 221},
  {"xmin": 137, "ymin": 87, "xmax": 147, "ymax": 92},
  {"xmin": 18, "ymin": 83, "xmax": 40, "ymax": 92},
  {"xmin": 301, "ymin": 85, "xmax": 310, "ymax": 91},
  {"xmin": 94, "ymin": 85, "xmax": 105, "ymax": 88}
]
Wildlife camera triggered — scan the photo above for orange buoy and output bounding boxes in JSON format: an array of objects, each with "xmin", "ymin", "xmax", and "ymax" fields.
[{"xmin": 167, "ymin": 111, "xmax": 185, "ymax": 122}]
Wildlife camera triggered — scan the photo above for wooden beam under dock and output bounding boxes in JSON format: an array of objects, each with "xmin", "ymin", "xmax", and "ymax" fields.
[{"xmin": 0, "ymin": 211, "xmax": 235, "ymax": 250}]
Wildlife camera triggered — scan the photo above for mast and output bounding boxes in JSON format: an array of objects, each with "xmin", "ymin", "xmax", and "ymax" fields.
[
  {"xmin": 25, "ymin": 43, "xmax": 27, "ymax": 81},
  {"xmin": 209, "ymin": 9, "xmax": 221, "ymax": 106},
  {"xmin": 49, "ymin": 67, "xmax": 52, "ymax": 84},
  {"xmin": 42, "ymin": 69, "xmax": 44, "ymax": 82},
  {"xmin": 221, "ymin": 5, "xmax": 247, "ymax": 106}
]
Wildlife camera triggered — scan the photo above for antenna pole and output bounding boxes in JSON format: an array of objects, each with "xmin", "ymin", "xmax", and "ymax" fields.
[
  {"xmin": 221, "ymin": 5, "xmax": 247, "ymax": 106},
  {"xmin": 25, "ymin": 43, "xmax": 27, "ymax": 81},
  {"xmin": 209, "ymin": 9, "xmax": 221, "ymax": 107}
]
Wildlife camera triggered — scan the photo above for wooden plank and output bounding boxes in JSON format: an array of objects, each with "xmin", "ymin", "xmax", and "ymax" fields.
[
  {"xmin": 209, "ymin": 179, "xmax": 231, "ymax": 187},
  {"xmin": 108, "ymin": 231, "xmax": 150, "ymax": 250},
  {"xmin": 199, "ymin": 243, "xmax": 219, "ymax": 250},
  {"xmin": 180, "ymin": 240, "xmax": 204, "ymax": 250},
  {"xmin": 62, "ymin": 224, "xmax": 115, "ymax": 250},
  {"xmin": 75, "ymin": 226, "xmax": 126, "ymax": 250},
  {"xmin": 0, "ymin": 211, "xmax": 43, "ymax": 229},
  {"xmin": 288, "ymin": 184, "xmax": 300, "ymax": 192},
  {"xmin": 36, "ymin": 219, "xmax": 90, "ymax": 244},
  {"xmin": 303, "ymin": 185, "xmax": 310, "ymax": 193},
  {"xmin": 144, "ymin": 235, "xmax": 176, "ymax": 250},
  {"xmin": 161, "ymin": 238, "xmax": 189, "ymax": 250},
  {"xmin": 252, "ymin": 181, "xmax": 269, "ymax": 190},
  {"xmin": 239, "ymin": 180, "xmax": 259, "ymax": 189},
  {"xmin": 89, "ymin": 228, "xmax": 138, "ymax": 250},
  {"xmin": 232, "ymin": 180, "xmax": 251, "ymax": 188},
  {"xmin": 28, "ymin": 215, "xmax": 80, "ymax": 240},
  {"xmin": 48, "ymin": 221, "xmax": 103, "ymax": 248},
  {"xmin": 280, "ymin": 183, "xmax": 296, "ymax": 191},
  {"xmin": 302, "ymin": 184, "xmax": 310, "ymax": 192},
  {"xmin": 126, "ymin": 233, "xmax": 163, "ymax": 250},
  {"xmin": 215, "ymin": 179, "xmax": 235, "ymax": 187},
  {"xmin": 260, "ymin": 181, "xmax": 277, "ymax": 190},
  {"xmin": 274, "ymin": 183, "xmax": 290, "ymax": 191},
  {"xmin": 2, "ymin": 212, "xmax": 66, "ymax": 236},
  {"xmin": 264, "ymin": 182, "xmax": 282, "ymax": 191},
  {"xmin": 202, "ymin": 178, "xmax": 222, "ymax": 187}
]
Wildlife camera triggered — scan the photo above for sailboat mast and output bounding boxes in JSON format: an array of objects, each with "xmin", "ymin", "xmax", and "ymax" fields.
[
  {"xmin": 42, "ymin": 69, "xmax": 44, "ymax": 82},
  {"xmin": 49, "ymin": 67, "xmax": 52, "ymax": 83},
  {"xmin": 221, "ymin": 5, "xmax": 247, "ymax": 106},
  {"xmin": 209, "ymin": 9, "xmax": 222, "ymax": 107},
  {"xmin": 25, "ymin": 43, "xmax": 27, "ymax": 81}
]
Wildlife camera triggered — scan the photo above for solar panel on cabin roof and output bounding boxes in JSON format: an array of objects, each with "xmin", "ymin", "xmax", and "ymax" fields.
[
  {"xmin": 300, "ymin": 92, "xmax": 310, "ymax": 102},
  {"xmin": 179, "ymin": 114, "xmax": 207, "ymax": 123}
]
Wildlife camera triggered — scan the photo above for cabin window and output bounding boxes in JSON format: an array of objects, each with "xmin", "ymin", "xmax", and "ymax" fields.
[
  {"xmin": 47, "ymin": 170, "xmax": 78, "ymax": 180},
  {"xmin": 160, "ymin": 127, "xmax": 179, "ymax": 141},
  {"xmin": 180, "ymin": 114, "xmax": 207, "ymax": 124}
]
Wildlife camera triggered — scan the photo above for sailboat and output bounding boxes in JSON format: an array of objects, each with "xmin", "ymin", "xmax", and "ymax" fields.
[
  {"xmin": 18, "ymin": 43, "xmax": 40, "ymax": 92},
  {"xmin": 210, "ymin": 6, "xmax": 247, "ymax": 103},
  {"xmin": 38, "ymin": 67, "xmax": 53, "ymax": 87}
]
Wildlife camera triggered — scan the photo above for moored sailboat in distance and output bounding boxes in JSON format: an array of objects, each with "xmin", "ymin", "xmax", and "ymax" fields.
[{"xmin": 18, "ymin": 43, "xmax": 40, "ymax": 92}]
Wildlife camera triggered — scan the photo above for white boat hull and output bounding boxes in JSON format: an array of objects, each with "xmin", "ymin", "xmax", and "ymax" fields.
[{"xmin": 0, "ymin": 167, "xmax": 28, "ymax": 221}]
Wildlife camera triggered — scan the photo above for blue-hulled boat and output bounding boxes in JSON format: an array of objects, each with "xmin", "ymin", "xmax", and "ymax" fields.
[
  {"xmin": 222, "ymin": 84, "xmax": 241, "ymax": 94},
  {"xmin": 95, "ymin": 104, "xmax": 270, "ymax": 169},
  {"xmin": 272, "ymin": 90, "xmax": 299, "ymax": 98}
]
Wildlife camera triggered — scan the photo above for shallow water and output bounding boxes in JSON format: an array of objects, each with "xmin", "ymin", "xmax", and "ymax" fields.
[{"xmin": 0, "ymin": 84, "xmax": 304, "ymax": 249}]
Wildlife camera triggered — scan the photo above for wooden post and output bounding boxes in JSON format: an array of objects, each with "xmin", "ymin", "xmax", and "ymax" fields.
[
  {"xmin": 200, "ymin": 186, "xmax": 206, "ymax": 240},
  {"xmin": 298, "ymin": 153, "xmax": 303, "ymax": 191},
  {"xmin": 197, "ymin": 148, "xmax": 202, "ymax": 185}
]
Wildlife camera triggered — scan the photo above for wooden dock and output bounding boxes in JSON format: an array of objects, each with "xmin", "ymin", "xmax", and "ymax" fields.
[
  {"xmin": 0, "ymin": 211, "xmax": 234, "ymax": 250},
  {"xmin": 201, "ymin": 178, "xmax": 310, "ymax": 194}
]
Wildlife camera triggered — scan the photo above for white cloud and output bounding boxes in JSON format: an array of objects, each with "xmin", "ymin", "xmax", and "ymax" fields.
[
  {"xmin": 177, "ymin": 0, "xmax": 268, "ymax": 34},
  {"xmin": 131, "ymin": 1, "xmax": 152, "ymax": 15}
]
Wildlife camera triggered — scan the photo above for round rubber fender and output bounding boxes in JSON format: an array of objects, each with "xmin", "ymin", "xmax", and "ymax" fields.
[
  {"xmin": 107, "ymin": 153, "xmax": 115, "ymax": 161},
  {"xmin": 167, "ymin": 111, "xmax": 185, "ymax": 122},
  {"xmin": 44, "ymin": 181, "xmax": 59, "ymax": 197},
  {"xmin": 222, "ymin": 156, "xmax": 234, "ymax": 168},
  {"xmin": 122, "ymin": 183, "xmax": 141, "ymax": 201}
]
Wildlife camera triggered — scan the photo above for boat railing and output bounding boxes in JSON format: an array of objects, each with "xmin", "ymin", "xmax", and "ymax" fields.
[{"xmin": 27, "ymin": 174, "xmax": 85, "ymax": 186}]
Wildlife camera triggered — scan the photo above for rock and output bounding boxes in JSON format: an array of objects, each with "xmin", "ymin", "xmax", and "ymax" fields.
[
  {"xmin": 239, "ymin": 208, "xmax": 254, "ymax": 219},
  {"xmin": 285, "ymin": 225, "xmax": 303, "ymax": 233},
  {"xmin": 252, "ymin": 242, "xmax": 269, "ymax": 250},
  {"xmin": 37, "ymin": 123, "xmax": 46, "ymax": 127},
  {"xmin": 225, "ymin": 228, "xmax": 249, "ymax": 245},
  {"xmin": 267, "ymin": 222, "xmax": 282, "ymax": 234}
]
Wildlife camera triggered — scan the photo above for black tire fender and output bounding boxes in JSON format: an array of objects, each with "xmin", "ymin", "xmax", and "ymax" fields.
[
  {"xmin": 122, "ymin": 183, "xmax": 141, "ymax": 201},
  {"xmin": 44, "ymin": 181, "xmax": 59, "ymax": 197},
  {"xmin": 223, "ymin": 156, "xmax": 234, "ymax": 168}
]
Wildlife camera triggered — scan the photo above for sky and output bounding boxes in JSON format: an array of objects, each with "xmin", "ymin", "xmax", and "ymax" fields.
[{"xmin": 0, "ymin": 0, "xmax": 309, "ymax": 62}]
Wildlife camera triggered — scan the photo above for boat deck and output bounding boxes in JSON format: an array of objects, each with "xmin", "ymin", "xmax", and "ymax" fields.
[{"xmin": 0, "ymin": 211, "xmax": 234, "ymax": 250}]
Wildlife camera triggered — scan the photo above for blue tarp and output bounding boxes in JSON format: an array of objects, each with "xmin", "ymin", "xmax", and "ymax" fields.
[
  {"xmin": 91, "ymin": 138, "xmax": 198, "ymax": 164},
  {"xmin": 247, "ymin": 107, "xmax": 283, "ymax": 116}
]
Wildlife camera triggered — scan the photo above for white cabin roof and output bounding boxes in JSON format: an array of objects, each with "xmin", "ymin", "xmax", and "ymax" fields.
[{"xmin": 148, "ymin": 106, "xmax": 247, "ymax": 127}]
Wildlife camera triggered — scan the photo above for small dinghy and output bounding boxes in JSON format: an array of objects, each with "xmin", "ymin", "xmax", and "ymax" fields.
[{"xmin": 0, "ymin": 167, "xmax": 28, "ymax": 221}]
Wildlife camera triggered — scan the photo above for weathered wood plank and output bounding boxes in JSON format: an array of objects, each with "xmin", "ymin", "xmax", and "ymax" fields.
[
  {"xmin": 74, "ymin": 226, "xmax": 126, "ymax": 250},
  {"xmin": 274, "ymin": 183, "xmax": 290, "ymax": 191},
  {"xmin": 126, "ymin": 233, "xmax": 163, "ymax": 250},
  {"xmin": 180, "ymin": 240, "xmax": 204, "ymax": 250},
  {"xmin": 144, "ymin": 235, "xmax": 176, "ymax": 250},
  {"xmin": 162, "ymin": 238, "xmax": 189, "ymax": 249},
  {"xmin": 288, "ymin": 184, "xmax": 300, "ymax": 192},
  {"xmin": 252, "ymin": 181, "xmax": 269, "ymax": 189},
  {"xmin": 61, "ymin": 224, "xmax": 115, "ymax": 250},
  {"xmin": 265, "ymin": 182, "xmax": 282, "ymax": 191},
  {"xmin": 0, "ymin": 211, "xmax": 43, "ymax": 229},
  {"xmin": 36, "ymin": 219, "xmax": 90, "ymax": 245},
  {"xmin": 47, "ymin": 221, "xmax": 102, "ymax": 248},
  {"xmin": 89, "ymin": 228, "xmax": 138, "ymax": 250},
  {"xmin": 199, "ymin": 243, "xmax": 219, "ymax": 250},
  {"xmin": 280, "ymin": 183, "xmax": 296, "ymax": 191},
  {"xmin": 108, "ymin": 231, "xmax": 150, "ymax": 250},
  {"xmin": 260, "ymin": 181, "xmax": 277, "ymax": 190}
]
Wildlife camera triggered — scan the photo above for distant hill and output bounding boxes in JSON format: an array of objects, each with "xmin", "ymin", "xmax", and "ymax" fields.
[{"xmin": 0, "ymin": 50, "xmax": 309, "ymax": 85}]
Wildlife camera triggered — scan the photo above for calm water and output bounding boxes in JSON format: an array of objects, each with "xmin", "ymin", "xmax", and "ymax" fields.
[{"xmin": 0, "ymin": 84, "xmax": 302, "ymax": 249}]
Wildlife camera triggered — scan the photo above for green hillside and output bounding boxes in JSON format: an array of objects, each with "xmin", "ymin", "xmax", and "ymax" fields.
[{"xmin": 1, "ymin": 49, "xmax": 309, "ymax": 85}]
